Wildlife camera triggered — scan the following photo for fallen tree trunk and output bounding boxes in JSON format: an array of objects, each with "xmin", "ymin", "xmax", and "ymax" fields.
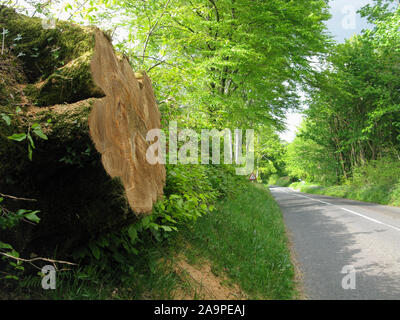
[{"xmin": 0, "ymin": 6, "xmax": 165, "ymax": 256}]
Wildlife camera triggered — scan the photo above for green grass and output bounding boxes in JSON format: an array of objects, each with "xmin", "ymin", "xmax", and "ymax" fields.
[
  {"xmin": 289, "ymin": 181, "xmax": 400, "ymax": 207},
  {"xmin": 288, "ymin": 158, "xmax": 400, "ymax": 207},
  {"xmin": 180, "ymin": 183, "xmax": 296, "ymax": 299},
  {"xmin": 2, "ymin": 243, "xmax": 183, "ymax": 300}
]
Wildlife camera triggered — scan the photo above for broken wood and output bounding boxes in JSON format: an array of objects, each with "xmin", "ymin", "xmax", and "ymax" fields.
[{"xmin": 0, "ymin": 6, "xmax": 165, "ymax": 256}]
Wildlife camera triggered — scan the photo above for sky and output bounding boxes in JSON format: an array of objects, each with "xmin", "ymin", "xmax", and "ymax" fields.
[{"xmin": 279, "ymin": 0, "xmax": 374, "ymax": 142}]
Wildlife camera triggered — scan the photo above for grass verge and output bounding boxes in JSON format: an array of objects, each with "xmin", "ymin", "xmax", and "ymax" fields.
[
  {"xmin": 289, "ymin": 181, "xmax": 400, "ymax": 207},
  {"xmin": 178, "ymin": 183, "xmax": 296, "ymax": 299}
]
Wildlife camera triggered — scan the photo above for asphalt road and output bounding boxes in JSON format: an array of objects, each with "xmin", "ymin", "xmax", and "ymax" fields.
[{"xmin": 270, "ymin": 186, "xmax": 400, "ymax": 300}]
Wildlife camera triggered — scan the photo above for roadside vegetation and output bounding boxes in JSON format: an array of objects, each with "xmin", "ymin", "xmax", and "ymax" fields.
[
  {"xmin": 181, "ymin": 183, "xmax": 296, "ymax": 299},
  {"xmin": 269, "ymin": 1, "xmax": 400, "ymax": 208},
  {"xmin": 2, "ymin": 180, "xmax": 296, "ymax": 300},
  {"xmin": 289, "ymin": 157, "xmax": 400, "ymax": 207}
]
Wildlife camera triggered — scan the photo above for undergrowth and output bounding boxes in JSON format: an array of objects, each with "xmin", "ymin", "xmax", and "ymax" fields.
[
  {"xmin": 289, "ymin": 158, "xmax": 400, "ymax": 206},
  {"xmin": 1, "ymin": 169, "xmax": 296, "ymax": 300},
  {"xmin": 180, "ymin": 183, "xmax": 296, "ymax": 300}
]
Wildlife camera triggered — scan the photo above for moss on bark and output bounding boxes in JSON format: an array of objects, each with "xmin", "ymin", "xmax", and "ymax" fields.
[
  {"xmin": 0, "ymin": 5, "xmax": 96, "ymax": 82},
  {"xmin": 24, "ymin": 52, "xmax": 104, "ymax": 106},
  {"xmin": 0, "ymin": 50, "xmax": 25, "ymax": 106},
  {"xmin": 0, "ymin": 5, "xmax": 104, "ymax": 106}
]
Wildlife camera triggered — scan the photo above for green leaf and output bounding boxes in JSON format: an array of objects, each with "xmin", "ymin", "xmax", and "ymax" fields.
[
  {"xmin": 88, "ymin": 243, "xmax": 101, "ymax": 260},
  {"xmin": 127, "ymin": 225, "xmax": 138, "ymax": 242},
  {"xmin": 33, "ymin": 129, "xmax": 48, "ymax": 140},
  {"xmin": 161, "ymin": 225, "xmax": 172, "ymax": 232},
  {"xmin": 28, "ymin": 143, "xmax": 33, "ymax": 161},
  {"xmin": 1, "ymin": 114, "xmax": 11, "ymax": 125},
  {"xmin": 149, "ymin": 222, "xmax": 159, "ymax": 230},
  {"xmin": 0, "ymin": 241, "xmax": 13, "ymax": 250},
  {"xmin": 141, "ymin": 216, "xmax": 150, "ymax": 228},
  {"xmin": 24, "ymin": 211, "xmax": 40, "ymax": 223},
  {"xmin": 113, "ymin": 252, "xmax": 125, "ymax": 264},
  {"xmin": 27, "ymin": 133, "xmax": 35, "ymax": 149},
  {"xmin": 8, "ymin": 133, "xmax": 26, "ymax": 141},
  {"xmin": 8, "ymin": 250, "xmax": 19, "ymax": 258}
]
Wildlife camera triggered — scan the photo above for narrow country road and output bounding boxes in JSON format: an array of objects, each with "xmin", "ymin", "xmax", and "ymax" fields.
[{"xmin": 270, "ymin": 186, "xmax": 400, "ymax": 300}]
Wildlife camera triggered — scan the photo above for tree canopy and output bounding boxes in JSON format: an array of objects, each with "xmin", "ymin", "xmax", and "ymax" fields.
[{"xmin": 285, "ymin": 0, "xmax": 400, "ymax": 185}]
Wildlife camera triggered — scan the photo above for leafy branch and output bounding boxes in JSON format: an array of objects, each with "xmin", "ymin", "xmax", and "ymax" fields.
[{"xmin": 2, "ymin": 106, "xmax": 49, "ymax": 161}]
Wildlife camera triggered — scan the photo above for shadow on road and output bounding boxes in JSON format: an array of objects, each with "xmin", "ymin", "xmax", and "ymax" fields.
[{"xmin": 271, "ymin": 188, "xmax": 400, "ymax": 300}]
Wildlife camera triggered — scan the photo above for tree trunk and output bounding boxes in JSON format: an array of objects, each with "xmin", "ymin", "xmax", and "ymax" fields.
[{"xmin": 0, "ymin": 6, "xmax": 165, "ymax": 256}]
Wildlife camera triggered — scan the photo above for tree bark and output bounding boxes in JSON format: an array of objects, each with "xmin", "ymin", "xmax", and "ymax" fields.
[{"xmin": 0, "ymin": 6, "xmax": 165, "ymax": 256}]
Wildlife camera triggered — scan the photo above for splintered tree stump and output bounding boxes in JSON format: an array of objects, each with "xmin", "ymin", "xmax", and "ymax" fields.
[{"xmin": 0, "ymin": 6, "xmax": 165, "ymax": 256}]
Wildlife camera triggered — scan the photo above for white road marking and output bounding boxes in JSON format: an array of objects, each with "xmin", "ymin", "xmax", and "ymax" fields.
[{"xmin": 275, "ymin": 187, "xmax": 400, "ymax": 233}]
